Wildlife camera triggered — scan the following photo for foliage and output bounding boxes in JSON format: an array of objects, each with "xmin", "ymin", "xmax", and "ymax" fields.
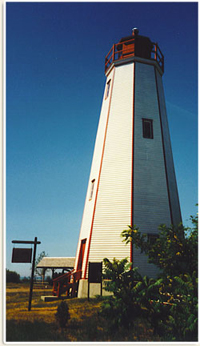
[
  {"xmin": 35, "ymin": 251, "xmax": 49, "ymax": 282},
  {"xmin": 55, "ymin": 301, "xmax": 70, "ymax": 329},
  {"xmin": 121, "ymin": 218, "xmax": 197, "ymax": 277},
  {"xmin": 6, "ymin": 269, "xmax": 20, "ymax": 283},
  {"xmin": 168, "ymin": 272, "xmax": 198, "ymax": 340},
  {"xmin": 101, "ymin": 211, "xmax": 198, "ymax": 341},
  {"xmin": 100, "ymin": 258, "xmax": 169, "ymax": 336},
  {"xmin": 21, "ymin": 276, "xmax": 30, "ymax": 283}
]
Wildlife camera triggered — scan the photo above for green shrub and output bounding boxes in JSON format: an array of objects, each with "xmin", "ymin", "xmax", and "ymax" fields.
[
  {"xmin": 100, "ymin": 258, "xmax": 167, "ymax": 335},
  {"xmin": 55, "ymin": 301, "xmax": 70, "ymax": 329},
  {"xmin": 121, "ymin": 212, "xmax": 198, "ymax": 341},
  {"xmin": 100, "ymin": 210, "xmax": 198, "ymax": 341}
]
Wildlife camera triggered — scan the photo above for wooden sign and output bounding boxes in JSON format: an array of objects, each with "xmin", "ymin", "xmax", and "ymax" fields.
[
  {"xmin": 12, "ymin": 237, "xmax": 41, "ymax": 311},
  {"xmin": 88, "ymin": 262, "xmax": 102, "ymax": 283},
  {"xmin": 12, "ymin": 248, "xmax": 32, "ymax": 263}
]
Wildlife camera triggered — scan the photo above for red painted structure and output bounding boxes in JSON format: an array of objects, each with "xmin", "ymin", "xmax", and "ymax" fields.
[{"xmin": 105, "ymin": 31, "xmax": 164, "ymax": 73}]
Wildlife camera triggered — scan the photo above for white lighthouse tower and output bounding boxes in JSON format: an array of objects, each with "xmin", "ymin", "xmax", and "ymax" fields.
[{"xmin": 74, "ymin": 29, "xmax": 182, "ymax": 298}]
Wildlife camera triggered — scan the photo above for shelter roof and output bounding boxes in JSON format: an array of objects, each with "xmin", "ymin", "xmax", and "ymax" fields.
[{"xmin": 36, "ymin": 257, "xmax": 75, "ymax": 269}]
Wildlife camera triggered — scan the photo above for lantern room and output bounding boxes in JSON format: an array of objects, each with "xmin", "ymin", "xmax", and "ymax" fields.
[{"xmin": 105, "ymin": 28, "xmax": 164, "ymax": 73}]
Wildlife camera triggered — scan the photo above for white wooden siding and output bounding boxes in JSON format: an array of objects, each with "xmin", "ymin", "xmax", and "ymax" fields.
[
  {"xmin": 155, "ymin": 69, "xmax": 182, "ymax": 226},
  {"xmin": 87, "ymin": 63, "xmax": 134, "ymax": 268},
  {"xmin": 74, "ymin": 68, "xmax": 115, "ymax": 271},
  {"xmin": 133, "ymin": 62, "xmax": 172, "ymax": 277}
]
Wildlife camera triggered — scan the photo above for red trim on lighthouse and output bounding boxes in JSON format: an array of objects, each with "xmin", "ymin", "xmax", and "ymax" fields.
[{"xmin": 83, "ymin": 68, "xmax": 116, "ymax": 279}]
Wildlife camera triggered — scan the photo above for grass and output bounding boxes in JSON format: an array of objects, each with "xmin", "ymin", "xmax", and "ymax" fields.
[{"xmin": 6, "ymin": 282, "xmax": 160, "ymax": 342}]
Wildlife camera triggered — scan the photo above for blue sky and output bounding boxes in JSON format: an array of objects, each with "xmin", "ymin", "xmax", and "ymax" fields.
[{"xmin": 6, "ymin": 2, "xmax": 198, "ymax": 277}]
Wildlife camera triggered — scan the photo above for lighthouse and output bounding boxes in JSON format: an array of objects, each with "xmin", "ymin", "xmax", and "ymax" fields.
[{"xmin": 73, "ymin": 29, "xmax": 181, "ymax": 298}]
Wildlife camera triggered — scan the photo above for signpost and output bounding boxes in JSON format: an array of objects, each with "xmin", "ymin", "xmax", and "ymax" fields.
[{"xmin": 12, "ymin": 237, "xmax": 41, "ymax": 311}]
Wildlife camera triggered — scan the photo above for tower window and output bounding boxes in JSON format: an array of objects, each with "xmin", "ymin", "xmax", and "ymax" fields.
[
  {"xmin": 89, "ymin": 179, "xmax": 95, "ymax": 200},
  {"xmin": 142, "ymin": 119, "xmax": 153, "ymax": 139},
  {"xmin": 105, "ymin": 79, "xmax": 111, "ymax": 99}
]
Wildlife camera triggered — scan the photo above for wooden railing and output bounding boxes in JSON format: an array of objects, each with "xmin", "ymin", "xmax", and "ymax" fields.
[
  {"xmin": 52, "ymin": 270, "xmax": 82, "ymax": 298},
  {"xmin": 105, "ymin": 37, "xmax": 164, "ymax": 73}
]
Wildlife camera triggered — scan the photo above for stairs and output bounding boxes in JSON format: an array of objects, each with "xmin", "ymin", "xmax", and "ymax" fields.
[{"xmin": 52, "ymin": 270, "xmax": 82, "ymax": 298}]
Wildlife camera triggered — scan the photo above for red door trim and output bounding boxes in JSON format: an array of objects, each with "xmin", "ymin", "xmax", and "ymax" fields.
[{"xmin": 77, "ymin": 238, "xmax": 86, "ymax": 272}]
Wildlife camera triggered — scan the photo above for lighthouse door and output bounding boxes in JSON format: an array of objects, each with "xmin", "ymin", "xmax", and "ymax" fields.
[{"xmin": 77, "ymin": 239, "xmax": 86, "ymax": 271}]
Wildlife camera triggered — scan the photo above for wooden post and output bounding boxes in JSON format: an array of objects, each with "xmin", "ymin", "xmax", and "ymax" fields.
[
  {"xmin": 155, "ymin": 43, "xmax": 157, "ymax": 62},
  {"xmin": 112, "ymin": 44, "xmax": 115, "ymax": 63},
  {"xmin": 28, "ymin": 237, "xmax": 37, "ymax": 311}
]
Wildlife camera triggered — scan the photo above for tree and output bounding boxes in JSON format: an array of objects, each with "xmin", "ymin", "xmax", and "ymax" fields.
[
  {"xmin": 6, "ymin": 269, "xmax": 20, "ymax": 283},
  {"xmin": 101, "ymin": 258, "xmax": 164, "ymax": 334},
  {"xmin": 121, "ymin": 214, "xmax": 197, "ymax": 278},
  {"xmin": 120, "ymin": 212, "xmax": 198, "ymax": 341},
  {"xmin": 34, "ymin": 251, "xmax": 49, "ymax": 283},
  {"xmin": 100, "ymin": 211, "xmax": 198, "ymax": 341}
]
